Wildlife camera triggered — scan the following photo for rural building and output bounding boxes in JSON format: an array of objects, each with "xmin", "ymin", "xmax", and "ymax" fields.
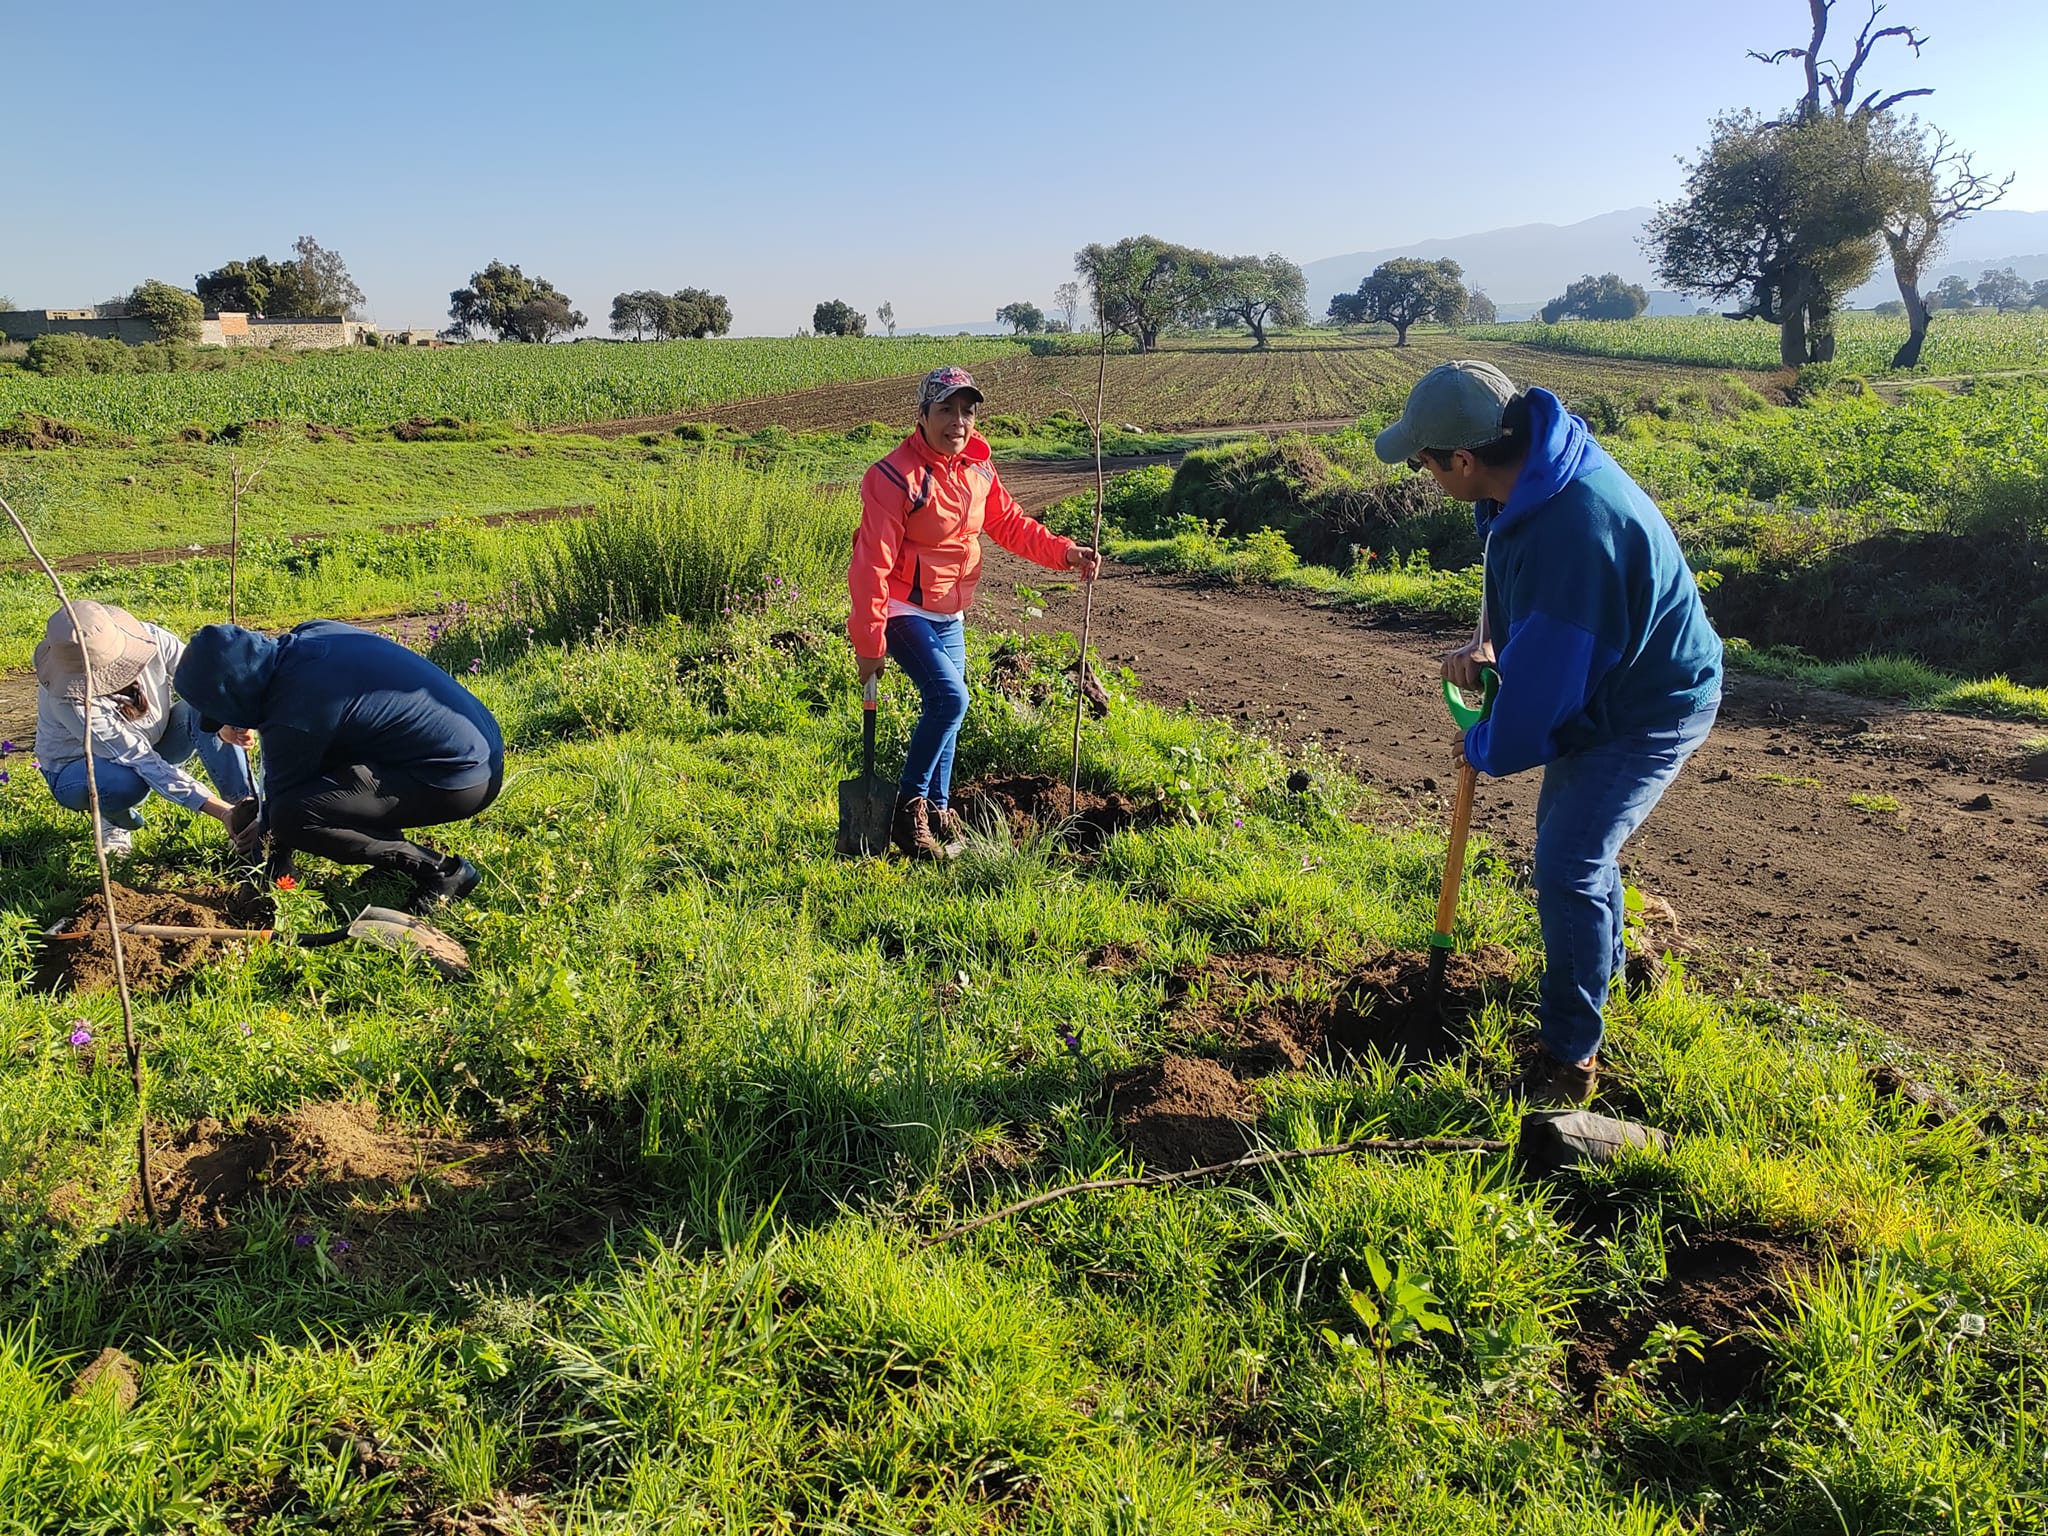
[
  {"xmin": 390, "ymin": 328, "xmax": 443, "ymax": 347},
  {"xmin": 0, "ymin": 308, "xmax": 378, "ymax": 349}
]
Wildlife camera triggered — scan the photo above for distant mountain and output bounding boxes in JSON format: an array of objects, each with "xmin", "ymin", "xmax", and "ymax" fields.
[{"xmin": 1307, "ymin": 207, "xmax": 2048, "ymax": 319}]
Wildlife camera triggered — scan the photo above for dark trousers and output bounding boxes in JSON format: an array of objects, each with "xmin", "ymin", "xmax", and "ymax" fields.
[{"xmin": 266, "ymin": 763, "xmax": 501, "ymax": 882}]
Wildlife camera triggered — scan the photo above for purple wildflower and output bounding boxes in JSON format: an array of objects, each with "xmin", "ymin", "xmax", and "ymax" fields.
[
  {"xmin": 1232, "ymin": 816, "xmax": 1243, "ymax": 827},
  {"xmin": 69, "ymin": 1025, "xmax": 92, "ymax": 1048},
  {"xmin": 239, "ymin": 1021, "xmax": 253, "ymax": 1036},
  {"xmin": 0, "ymin": 739, "xmax": 14, "ymax": 755},
  {"xmin": 294, "ymin": 1232, "xmax": 315, "ymax": 1248},
  {"xmin": 468, "ymin": 658, "xmax": 483, "ymax": 674},
  {"xmin": 333, "ymin": 1240, "xmax": 351, "ymax": 1253},
  {"xmin": 0, "ymin": 770, "xmax": 9, "ymax": 786}
]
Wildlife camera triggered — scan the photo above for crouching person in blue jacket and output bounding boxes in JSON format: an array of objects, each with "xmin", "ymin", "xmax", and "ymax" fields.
[
  {"xmin": 174, "ymin": 621, "xmax": 504, "ymax": 913},
  {"xmin": 1376, "ymin": 362, "xmax": 1722, "ymax": 1107}
]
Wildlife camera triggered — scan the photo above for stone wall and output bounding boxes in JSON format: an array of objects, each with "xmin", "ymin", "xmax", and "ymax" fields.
[{"xmin": 0, "ymin": 311, "xmax": 158, "ymax": 344}]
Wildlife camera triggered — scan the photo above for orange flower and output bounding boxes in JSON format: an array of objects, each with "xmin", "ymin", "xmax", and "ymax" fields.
[{"xmin": 274, "ymin": 875, "xmax": 299, "ymax": 891}]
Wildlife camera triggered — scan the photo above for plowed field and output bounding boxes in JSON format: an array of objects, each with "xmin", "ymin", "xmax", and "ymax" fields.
[{"xmin": 565, "ymin": 335, "xmax": 1779, "ymax": 438}]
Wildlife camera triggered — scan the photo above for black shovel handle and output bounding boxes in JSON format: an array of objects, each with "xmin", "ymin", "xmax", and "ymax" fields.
[{"xmin": 862, "ymin": 674, "xmax": 879, "ymax": 778}]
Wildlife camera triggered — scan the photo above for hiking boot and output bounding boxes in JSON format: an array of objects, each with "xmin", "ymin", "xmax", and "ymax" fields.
[
  {"xmin": 405, "ymin": 855, "xmax": 480, "ymax": 914},
  {"xmin": 929, "ymin": 803, "xmax": 968, "ymax": 849},
  {"xmin": 1514, "ymin": 1049, "xmax": 1598, "ymax": 1109},
  {"xmin": 893, "ymin": 796, "xmax": 946, "ymax": 862}
]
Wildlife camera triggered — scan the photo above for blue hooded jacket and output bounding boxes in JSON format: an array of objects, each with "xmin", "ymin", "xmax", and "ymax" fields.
[
  {"xmin": 174, "ymin": 621, "xmax": 504, "ymax": 800},
  {"xmin": 1464, "ymin": 389, "xmax": 1721, "ymax": 778}
]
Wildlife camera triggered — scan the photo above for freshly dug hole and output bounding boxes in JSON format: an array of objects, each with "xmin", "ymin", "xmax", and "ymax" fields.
[
  {"xmin": 1324, "ymin": 945, "xmax": 1523, "ymax": 1065},
  {"xmin": 34, "ymin": 882, "xmax": 269, "ymax": 995},
  {"xmin": 1566, "ymin": 1233, "xmax": 1818, "ymax": 1411},
  {"xmin": 147, "ymin": 1100, "xmax": 506, "ymax": 1227},
  {"xmin": 958, "ymin": 773, "xmax": 1160, "ymax": 851}
]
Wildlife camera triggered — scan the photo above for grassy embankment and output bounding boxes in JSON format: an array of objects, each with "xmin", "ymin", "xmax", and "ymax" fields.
[
  {"xmin": 0, "ymin": 456, "xmax": 2041, "ymax": 1533},
  {"xmin": 1086, "ymin": 377, "xmax": 2048, "ymax": 723}
]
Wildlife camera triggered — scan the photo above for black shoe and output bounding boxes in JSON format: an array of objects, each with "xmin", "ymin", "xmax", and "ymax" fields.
[{"xmin": 406, "ymin": 856, "xmax": 480, "ymax": 914}]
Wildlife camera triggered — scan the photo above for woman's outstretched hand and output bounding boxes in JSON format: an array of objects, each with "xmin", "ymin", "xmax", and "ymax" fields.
[{"xmin": 1067, "ymin": 546, "xmax": 1102, "ymax": 581}]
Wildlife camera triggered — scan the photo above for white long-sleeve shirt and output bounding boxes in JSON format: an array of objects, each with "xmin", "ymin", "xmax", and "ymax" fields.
[{"xmin": 34, "ymin": 625, "xmax": 213, "ymax": 810}]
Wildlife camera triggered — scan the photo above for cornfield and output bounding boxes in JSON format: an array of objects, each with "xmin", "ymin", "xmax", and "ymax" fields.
[
  {"xmin": 0, "ymin": 336, "xmax": 1029, "ymax": 437},
  {"xmin": 1465, "ymin": 310, "xmax": 2048, "ymax": 376}
]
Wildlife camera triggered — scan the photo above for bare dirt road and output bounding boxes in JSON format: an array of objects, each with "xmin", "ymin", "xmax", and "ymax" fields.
[{"xmin": 971, "ymin": 536, "xmax": 2048, "ymax": 1078}]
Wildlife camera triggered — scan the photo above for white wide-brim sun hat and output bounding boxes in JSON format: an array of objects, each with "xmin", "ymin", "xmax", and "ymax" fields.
[{"xmin": 33, "ymin": 601, "xmax": 158, "ymax": 702}]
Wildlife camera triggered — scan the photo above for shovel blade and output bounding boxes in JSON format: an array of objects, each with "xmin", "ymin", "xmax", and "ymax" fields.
[
  {"xmin": 346, "ymin": 906, "xmax": 471, "ymax": 979},
  {"xmin": 836, "ymin": 774, "xmax": 896, "ymax": 857}
]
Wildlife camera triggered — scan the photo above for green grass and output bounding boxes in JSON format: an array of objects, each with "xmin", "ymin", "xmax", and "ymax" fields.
[
  {"xmin": 1847, "ymin": 792, "xmax": 1901, "ymax": 815},
  {"xmin": 0, "ymin": 561, "xmax": 2040, "ymax": 1532},
  {"xmin": 1467, "ymin": 310, "xmax": 2048, "ymax": 377},
  {"xmin": 0, "ymin": 335, "xmax": 1030, "ymax": 437}
]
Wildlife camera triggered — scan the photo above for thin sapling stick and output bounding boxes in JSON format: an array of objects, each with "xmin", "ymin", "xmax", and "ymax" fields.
[
  {"xmin": 1067, "ymin": 301, "xmax": 1110, "ymax": 817},
  {"xmin": 0, "ymin": 492, "xmax": 157, "ymax": 1224}
]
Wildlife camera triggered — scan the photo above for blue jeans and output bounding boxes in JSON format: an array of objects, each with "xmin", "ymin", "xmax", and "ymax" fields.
[
  {"xmin": 1531, "ymin": 701, "xmax": 1718, "ymax": 1065},
  {"xmin": 43, "ymin": 700, "xmax": 253, "ymax": 829},
  {"xmin": 886, "ymin": 613, "xmax": 968, "ymax": 806}
]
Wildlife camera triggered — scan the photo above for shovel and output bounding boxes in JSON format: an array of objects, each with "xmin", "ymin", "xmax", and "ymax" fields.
[
  {"xmin": 49, "ymin": 906, "xmax": 471, "ymax": 980},
  {"xmin": 835, "ymin": 675, "xmax": 896, "ymax": 857},
  {"xmin": 1428, "ymin": 668, "xmax": 1498, "ymax": 1010}
]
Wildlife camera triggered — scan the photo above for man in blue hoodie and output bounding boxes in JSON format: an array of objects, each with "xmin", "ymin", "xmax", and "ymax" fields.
[
  {"xmin": 174, "ymin": 621, "xmax": 503, "ymax": 912},
  {"xmin": 1376, "ymin": 361, "xmax": 1722, "ymax": 1106}
]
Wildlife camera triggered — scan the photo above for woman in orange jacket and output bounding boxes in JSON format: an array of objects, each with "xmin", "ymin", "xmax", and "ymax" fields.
[{"xmin": 848, "ymin": 367, "xmax": 1099, "ymax": 859}]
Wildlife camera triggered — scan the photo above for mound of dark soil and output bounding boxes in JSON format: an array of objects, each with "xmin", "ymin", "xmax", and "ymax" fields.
[
  {"xmin": 35, "ymin": 882, "xmax": 271, "ymax": 994},
  {"xmin": 1102, "ymin": 1055, "xmax": 1259, "ymax": 1170},
  {"xmin": 1567, "ymin": 1233, "xmax": 1818, "ymax": 1410},
  {"xmin": 1167, "ymin": 945, "xmax": 1521, "ymax": 1073},
  {"xmin": 958, "ymin": 773, "xmax": 1159, "ymax": 851},
  {"xmin": 0, "ymin": 412, "xmax": 130, "ymax": 451},
  {"xmin": 149, "ymin": 1100, "xmax": 507, "ymax": 1227}
]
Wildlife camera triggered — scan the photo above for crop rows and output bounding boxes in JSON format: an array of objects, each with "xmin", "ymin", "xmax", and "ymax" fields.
[
  {"xmin": 0, "ymin": 336, "xmax": 1029, "ymax": 437},
  {"xmin": 1466, "ymin": 310, "xmax": 2048, "ymax": 376},
  {"xmin": 686, "ymin": 336, "xmax": 1772, "ymax": 435}
]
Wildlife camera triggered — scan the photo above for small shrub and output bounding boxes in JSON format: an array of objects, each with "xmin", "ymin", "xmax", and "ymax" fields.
[
  {"xmin": 22, "ymin": 334, "xmax": 133, "ymax": 377},
  {"xmin": 1235, "ymin": 526, "xmax": 1300, "ymax": 583}
]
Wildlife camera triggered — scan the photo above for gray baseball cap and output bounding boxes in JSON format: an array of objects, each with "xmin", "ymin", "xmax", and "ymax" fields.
[{"xmin": 1373, "ymin": 360, "xmax": 1519, "ymax": 464}]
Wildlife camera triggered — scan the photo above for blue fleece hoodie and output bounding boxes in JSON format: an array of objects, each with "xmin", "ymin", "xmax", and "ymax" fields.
[
  {"xmin": 1464, "ymin": 389, "xmax": 1721, "ymax": 778},
  {"xmin": 173, "ymin": 621, "xmax": 504, "ymax": 799}
]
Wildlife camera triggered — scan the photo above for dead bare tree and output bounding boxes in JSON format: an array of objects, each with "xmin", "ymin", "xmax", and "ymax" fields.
[
  {"xmin": 1750, "ymin": 0, "xmax": 1932, "ymax": 121},
  {"xmin": 1878, "ymin": 126, "xmax": 2014, "ymax": 368},
  {"xmin": 0, "ymin": 492, "xmax": 156, "ymax": 1225}
]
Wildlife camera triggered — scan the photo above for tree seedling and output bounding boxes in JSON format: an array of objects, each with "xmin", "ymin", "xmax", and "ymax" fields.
[{"xmin": 1321, "ymin": 1247, "xmax": 1454, "ymax": 1409}]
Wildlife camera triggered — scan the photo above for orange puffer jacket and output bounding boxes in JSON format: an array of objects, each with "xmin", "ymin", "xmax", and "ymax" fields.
[{"xmin": 847, "ymin": 429, "xmax": 1075, "ymax": 658}]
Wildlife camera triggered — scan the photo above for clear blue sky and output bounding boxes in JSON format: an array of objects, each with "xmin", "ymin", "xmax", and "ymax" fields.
[{"xmin": 4, "ymin": 0, "xmax": 2043, "ymax": 335}]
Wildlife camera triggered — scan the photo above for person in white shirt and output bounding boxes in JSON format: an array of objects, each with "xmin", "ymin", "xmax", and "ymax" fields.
[{"xmin": 33, "ymin": 602, "xmax": 255, "ymax": 855}]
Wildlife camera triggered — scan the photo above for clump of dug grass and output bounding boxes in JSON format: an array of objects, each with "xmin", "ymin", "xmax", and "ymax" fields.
[{"xmin": 520, "ymin": 455, "xmax": 856, "ymax": 635}]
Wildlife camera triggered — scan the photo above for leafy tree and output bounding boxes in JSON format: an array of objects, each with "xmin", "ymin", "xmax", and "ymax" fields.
[
  {"xmin": 1873, "ymin": 298, "xmax": 1907, "ymax": 316},
  {"xmin": 1208, "ymin": 253, "xmax": 1306, "ymax": 348},
  {"xmin": 1074, "ymin": 237, "xmax": 1219, "ymax": 352},
  {"xmin": 1645, "ymin": 109, "xmax": 1906, "ymax": 365},
  {"xmin": 610, "ymin": 290, "xmax": 662, "ymax": 340},
  {"xmin": 125, "ymin": 280, "xmax": 202, "ymax": 343},
  {"xmin": 1929, "ymin": 274, "xmax": 1974, "ymax": 310},
  {"xmin": 812, "ymin": 299, "xmax": 866, "ymax": 337},
  {"xmin": 996, "ymin": 301, "xmax": 1046, "ymax": 335},
  {"xmin": 0, "ymin": 295, "xmax": 14, "ymax": 311},
  {"xmin": 283, "ymin": 236, "xmax": 365, "ymax": 317},
  {"xmin": 1973, "ymin": 267, "xmax": 2031, "ymax": 311},
  {"xmin": 2033, "ymin": 279, "xmax": 2048, "ymax": 311},
  {"xmin": 1540, "ymin": 272, "xmax": 1649, "ymax": 323},
  {"xmin": 664, "ymin": 289, "xmax": 730, "ymax": 339},
  {"xmin": 1462, "ymin": 288, "xmax": 1498, "ymax": 325},
  {"xmin": 876, "ymin": 301, "xmax": 895, "ymax": 337},
  {"xmin": 448, "ymin": 261, "xmax": 586, "ymax": 342},
  {"xmin": 1053, "ymin": 281, "xmax": 1081, "ymax": 332},
  {"xmin": 197, "ymin": 257, "xmax": 284, "ymax": 314},
  {"xmin": 1328, "ymin": 258, "xmax": 1465, "ymax": 346},
  {"xmin": 1751, "ymin": 3, "xmax": 2008, "ymax": 368}
]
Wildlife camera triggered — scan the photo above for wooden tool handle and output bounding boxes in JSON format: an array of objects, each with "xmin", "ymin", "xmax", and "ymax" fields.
[
  {"xmin": 119, "ymin": 923, "xmax": 273, "ymax": 940},
  {"xmin": 1432, "ymin": 762, "xmax": 1480, "ymax": 939}
]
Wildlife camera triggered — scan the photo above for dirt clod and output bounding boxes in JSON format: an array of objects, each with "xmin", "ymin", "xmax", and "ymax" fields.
[
  {"xmin": 1103, "ymin": 1055, "xmax": 1260, "ymax": 1170},
  {"xmin": 1325, "ymin": 947, "xmax": 1522, "ymax": 1066},
  {"xmin": 70, "ymin": 1347, "xmax": 141, "ymax": 1412},
  {"xmin": 34, "ymin": 882, "xmax": 269, "ymax": 994},
  {"xmin": 958, "ymin": 773, "xmax": 1160, "ymax": 851},
  {"xmin": 149, "ymin": 1100, "xmax": 505, "ymax": 1227},
  {"xmin": 1567, "ymin": 1233, "xmax": 1816, "ymax": 1410}
]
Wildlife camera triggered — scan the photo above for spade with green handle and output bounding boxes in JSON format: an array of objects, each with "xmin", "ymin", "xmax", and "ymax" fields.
[{"xmin": 1429, "ymin": 668, "xmax": 1498, "ymax": 1010}]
